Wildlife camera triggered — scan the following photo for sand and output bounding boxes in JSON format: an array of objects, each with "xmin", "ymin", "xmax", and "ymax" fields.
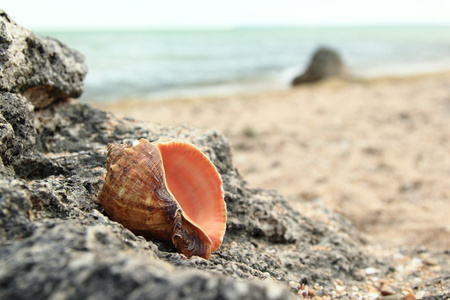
[{"xmin": 94, "ymin": 72, "xmax": 450, "ymax": 251}]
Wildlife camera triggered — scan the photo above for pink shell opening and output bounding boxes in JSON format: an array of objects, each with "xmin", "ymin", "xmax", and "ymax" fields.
[{"xmin": 155, "ymin": 140, "xmax": 226, "ymax": 252}]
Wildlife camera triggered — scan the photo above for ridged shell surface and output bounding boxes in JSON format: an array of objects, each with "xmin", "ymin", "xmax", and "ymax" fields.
[{"xmin": 98, "ymin": 138, "xmax": 226, "ymax": 259}]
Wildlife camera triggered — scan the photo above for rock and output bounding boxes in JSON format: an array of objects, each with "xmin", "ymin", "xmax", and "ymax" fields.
[
  {"xmin": 0, "ymin": 93, "xmax": 36, "ymax": 162},
  {"xmin": 0, "ymin": 179, "xmax": 33, "ymax": 241},
  {"xmin": 0, "ymin": 219, "xmax": 294, "ymax": 300},
  {"xmin": 1, "ymin": 95, "xmax": 371, "ymax": 298},
  {"xmin": 0, "ymin": 92, "xmax": 36, "ymax": 177},
  {"xmin": 0, "ymin": 114, "xmax": 14, "ymax": 177},
  {"xmin": 0, "ymin": 92, "xmax": 64, "ymax": 179},
  {"xmin": 0, "ymin": 10, "xmax": 87, "ymax": 108},
  {"xmin": 292, "ymin": 47, "xmax": 345, "ymax": 85}
]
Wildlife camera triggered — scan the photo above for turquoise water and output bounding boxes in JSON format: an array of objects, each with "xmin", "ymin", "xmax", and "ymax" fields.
[{"xmin": 42, "ymin": 26, "xmax": 450, "ymax": 102}]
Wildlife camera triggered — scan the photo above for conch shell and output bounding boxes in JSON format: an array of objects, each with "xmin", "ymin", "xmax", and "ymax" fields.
[{"xmin": 98, "ymin": 138, "xmax": 226, "ymax": 259}]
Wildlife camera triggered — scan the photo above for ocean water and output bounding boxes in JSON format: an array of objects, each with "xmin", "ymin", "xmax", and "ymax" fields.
[{"xmin": 42, "ymin": 26, "xmax": 450, "ymax": 103}]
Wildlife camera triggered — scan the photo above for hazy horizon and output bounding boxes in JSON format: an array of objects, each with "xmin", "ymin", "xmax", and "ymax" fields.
[{"xmin": 33, "ymin": 23, "xmax": 450, "ymax": 34}]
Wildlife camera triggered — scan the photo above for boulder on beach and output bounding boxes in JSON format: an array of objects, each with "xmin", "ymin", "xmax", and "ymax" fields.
[
  {"xmin": 292, "ymin": 47, "xmax": 345, "ymax": 86},
  {"xmin": 1, "ymin": 11, "xmax": 449, "ymax": 300}
]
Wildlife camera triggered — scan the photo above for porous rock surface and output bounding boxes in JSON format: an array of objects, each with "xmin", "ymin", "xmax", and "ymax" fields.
[
  {"xmin": 1, "ymin": 11, "xmax": 448, "ymax": 300},
  {"xmin": 1, "ymin": 97, "xmax": 371, "ymax": 299},
  {"xmin": 0, "ymin": 10, "xmax": 87, "ymax": 108},
  {"xmin": 292, "ymin": 47, "xmax": 345, "ymax": 86}
]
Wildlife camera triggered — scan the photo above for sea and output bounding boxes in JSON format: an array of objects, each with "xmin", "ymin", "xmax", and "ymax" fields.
[{"xmin": 41, "ymin": 26, "xmax": 450, "ymax": 103}]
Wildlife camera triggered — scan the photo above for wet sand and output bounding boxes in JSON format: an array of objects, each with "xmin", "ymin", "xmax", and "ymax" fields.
[{"xmin": 94, "ymin": 72, "xmax": 450, "ymax": 251}]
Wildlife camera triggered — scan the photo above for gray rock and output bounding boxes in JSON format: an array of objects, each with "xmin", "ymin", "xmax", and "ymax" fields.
[
  {"xmin": 0, "ymin": 219, "xmax": 294, "ymax": 300},
  {"xmin": 1, "ymin": 97, "xmax": 370, "ymax": 298},
  {"xmin": 0, "ymin": 113, "xmax": 14, "ymax": 177},
  {"xmin": 0, "ymin": 11, "xmax": 87, "ymax": 108},
  {"xmin": 0, "ymin": 93, "xmax": 36, "ymax": 162},
  {"xmin": 0, "ymin": 92, "xmax": 64, "ymax": 179},
  {"xmin": 0, "ymin": 179, "xmax": 33, "ymax": 241},
  {"xmin": 0, "ymin": 92, "xmax": 36, "ymax": 177},
  {"xmin": 292, "ymin": 47, "xmax": 345, "ymax": 85}
]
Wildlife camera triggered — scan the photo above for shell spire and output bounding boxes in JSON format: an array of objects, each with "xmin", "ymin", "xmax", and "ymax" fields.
[{"xmin": 98, "ymin": 138, "xmax": 226, "ymax": 259}]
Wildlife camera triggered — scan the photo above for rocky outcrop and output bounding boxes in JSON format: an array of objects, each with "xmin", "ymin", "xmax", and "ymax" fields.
[
  {"xmin": 1, "ymin": 11, "xmax": 448, "ymax": 300},
  {"xmin": 292, "ymin": 47, "xmax": 345, "ymax": 86},
  {"xmin": 0, "ymin": 10, "xmax": 87, "ymax": 108},
  {"xmin": 0, "ymin": 98, "xmax": 370, "ymax": 299}
]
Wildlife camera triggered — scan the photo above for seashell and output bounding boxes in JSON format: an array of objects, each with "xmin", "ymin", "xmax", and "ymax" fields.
[{"xmin": 98, "ymin": 138, "xmax": 226, "ymax": 260}]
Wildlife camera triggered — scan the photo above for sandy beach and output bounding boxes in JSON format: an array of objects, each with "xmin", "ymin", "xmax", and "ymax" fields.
[{"xmin": 95, "ymin": 72, "xmax": 450, "ymax": 251}]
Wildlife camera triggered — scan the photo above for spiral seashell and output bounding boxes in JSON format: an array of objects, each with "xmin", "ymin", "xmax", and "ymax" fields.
[{"xmin": 98, "ymin": 138, "xmax": 226, "ymax": 259}]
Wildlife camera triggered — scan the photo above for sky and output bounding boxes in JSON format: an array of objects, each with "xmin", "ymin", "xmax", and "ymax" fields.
[{"xmin": 2, "ymin": 0, "xmax": 450, "ymax": 30}]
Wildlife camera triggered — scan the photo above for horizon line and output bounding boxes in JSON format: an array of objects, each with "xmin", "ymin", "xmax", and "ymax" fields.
[{"xmin": 35, "ymin": 22, "xmax": 450, "ymax": 33}]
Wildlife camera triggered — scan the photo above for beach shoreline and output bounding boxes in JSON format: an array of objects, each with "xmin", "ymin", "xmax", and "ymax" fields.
[
  {"xmin": 90, "ymin": 69, "xmax": 450, "ymax": 106},
  {"xmin": 93, "ymin": 70, "xmax": 450, "ymax": 251}
]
